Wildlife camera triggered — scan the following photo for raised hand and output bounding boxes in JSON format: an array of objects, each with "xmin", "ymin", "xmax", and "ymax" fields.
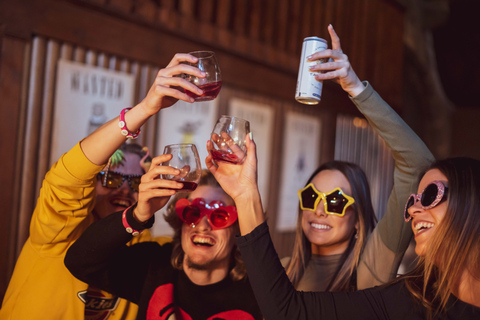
[
  {"xmin": 307, "ymin": 25, "xmax": 365, "ymax": 97},
  {"xmin": 205, "ymin": 133, "xmax": 258, "ymax": 202},
  {"xmin": 133, "ymin": 154, "xmax": 184, "ymax": 223},
  {"xmin": 206, "ymin": 133, "xmax": 265, "ymax": 235},
  {"xmin": 137, "ymin": 53, "xmax": 207, "ymax": 116}
]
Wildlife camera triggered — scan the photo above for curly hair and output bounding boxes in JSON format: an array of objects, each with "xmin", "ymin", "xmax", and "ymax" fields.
[{"xmin": 163, "ymin": 170, "xmax": 247, "ymax": 281}]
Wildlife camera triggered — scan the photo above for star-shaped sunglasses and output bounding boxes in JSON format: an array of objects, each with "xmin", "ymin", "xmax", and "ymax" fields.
[{"xmin": 298, "ymin": 183, "xmax": 355, "ymax": 216}]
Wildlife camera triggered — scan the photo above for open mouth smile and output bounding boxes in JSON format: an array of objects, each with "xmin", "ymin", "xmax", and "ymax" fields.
[
  {"xmin": 310, "ymin": 223, "xmax": 332, "ymax": 230},
  {"xmin": 414, "ymin": 221, "xmax": 434, "ymax": 235},
  {"xmin": 191, "ymin": 235, "xmax": 216, "ymax": 247}
]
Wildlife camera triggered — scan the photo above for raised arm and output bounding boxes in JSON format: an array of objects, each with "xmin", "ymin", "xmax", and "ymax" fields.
[
  {"xmin": 205, "ymin": 135, "xmax": 265, "ymax": 235},
  {"xmin": 310, "ymin": 25, "xmax": 435, "ymax": 287},
  {"xmin": 31, "ymin": 53, "xmax": 205, "ymax": 248},
  {"xmin": 80, "ymin": 53, "xmax": 205, "ymax": 165},
  {"xmin": 65, "ymin": 154, "xmax": 184, "ymax": 301}
]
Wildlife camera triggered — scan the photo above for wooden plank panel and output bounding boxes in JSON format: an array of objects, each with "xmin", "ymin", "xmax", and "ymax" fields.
[
  {"xmin": 178, "ymin": 0, "xmax": 196, "ymax": 34},
  {"xmin": 276, "ymin": 0, "xmax": 289, "ymax": 51},
  {"xmin": 158, "ymin": 0, "xmax": 178, "ymax": 29},
  {"xmin": 372, "ymin": 0, "xmax": 404, "ymax": 108},
  {"xmin": 261, "ymin": 0, "xmax": 276, "ymax": 45},
  {"xmin": 108, "ymin": 0, "xmax": 132, "ymax": 13},
  {"xmin": 312, "ymin": 0, "xmax": 324, "ymax": 37},
  {"xmin": 216, "ymin": 0, "xmax": 232, "ymax": 47},
  {"xmin": 249, "ymin": 0, "xmax": 261, "ymax": 41},
  {"xmin": 287, "ymin": 0, "xmax": 302, "ymax": 54},
  {"xmin": 198, "ymin": 0, "xmax": 215, "ymax": 42},
  {"xmin": 133, "ymin": 0, "xmax": 157, "ymax": 23},
  {"xmin": 0, "ymin": 35, "xmax": 29, "ymax": 302}
]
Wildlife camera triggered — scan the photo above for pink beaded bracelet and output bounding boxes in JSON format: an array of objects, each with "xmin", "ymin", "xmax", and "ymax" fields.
[{"xmin": 118, "ymin": 108, "xmax": 140, "ymax": 139}]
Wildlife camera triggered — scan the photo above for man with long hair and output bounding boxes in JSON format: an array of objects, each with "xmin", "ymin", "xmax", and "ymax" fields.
[{"xmin": 65, "ymin": 170, "xmax": 262, "ymax": 319}]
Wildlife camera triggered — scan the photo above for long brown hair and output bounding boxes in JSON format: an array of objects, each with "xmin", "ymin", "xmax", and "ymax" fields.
[
  {"xmin": 163, "ymin": 170, "xmax": 247, "ymax": 281},
  {"xmin": 285, "ymin": 161, "xmax": 376, "ymax": 291},
  {"xmin": 403, "ymin": 157, "xmax": 480, "ymax": 318}
]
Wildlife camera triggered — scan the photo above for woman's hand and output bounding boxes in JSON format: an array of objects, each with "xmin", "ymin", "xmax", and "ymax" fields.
[
  {"xmin": 205, "ymin": 133, "xmax": 259, "ymax": 202},
  {"xmin": 206, "ymin": 133, "xmax": 265, "ymax": 234},
  {"xmin": 133, "ymin": 154, "xmax": 184, "ymax": 223},
  {"xmin": 138, "ymin": 53, "xmax": 206, "ymax": 116},
  {"xmin": 308, "ymin": 25, "xmax": 365, "ymax": 97}
]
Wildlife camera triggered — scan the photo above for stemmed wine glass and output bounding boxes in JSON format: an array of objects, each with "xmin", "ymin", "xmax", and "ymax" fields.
[
  {"xmin": 184, "ymin": 51, "xmax": 222, "ymax": 102},
  {"xmin": 161, "ymin": 144, "xmax": 202, "ymax": 192},
  {"xmin": 209, "ymin": 115, "xmax": 250, "ymax": 165}
]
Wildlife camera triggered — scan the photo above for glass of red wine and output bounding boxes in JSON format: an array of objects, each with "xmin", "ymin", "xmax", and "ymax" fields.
[
  {"xmin": 209, "ymin": 115, "xmax": 250, "ymax": 165},
  {"xmin": 184, "ymin": 51, "xmax": 222, "ymax": 102},
  {"xmin": 161, "ymin": 144, "xmax": 202, "ymax": 192}
]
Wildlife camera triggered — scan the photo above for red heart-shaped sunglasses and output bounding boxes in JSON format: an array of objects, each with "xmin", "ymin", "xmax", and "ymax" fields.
[{"xmin": 175, "ymin": 198, "xmax": 238, "ymax": 230}]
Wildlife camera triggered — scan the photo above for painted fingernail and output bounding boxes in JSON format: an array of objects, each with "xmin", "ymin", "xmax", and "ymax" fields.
[{"xmin": 249, "ymin": 132, "xmax": 253, "ymax": 140}]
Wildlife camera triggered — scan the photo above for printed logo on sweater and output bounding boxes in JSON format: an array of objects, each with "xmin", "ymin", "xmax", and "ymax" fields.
[
  {"xmin": 78, "ymin": 286, "xmax": 121, "ymax": 320},
  {"xmin": 147, "ymin": 283, "xmax": 255, "ymax": 320}
]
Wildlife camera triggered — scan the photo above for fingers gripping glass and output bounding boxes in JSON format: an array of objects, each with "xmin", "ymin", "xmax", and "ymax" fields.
[
  {"xmin": 98, "ymin": 171, "xmax": 142, "ymax": 192},
  {"xmin": 404, "ymin": 181, "xmax": 448, "ymax": 222},
  {"xmin": 175, "ymin": 198, "xmax": 238, "ymax": 230},
  {"xmin": 298, "ymin": 183, "xmax": 355, "ymax": 216}
]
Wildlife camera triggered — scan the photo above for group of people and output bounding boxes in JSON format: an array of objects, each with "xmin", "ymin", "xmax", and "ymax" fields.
[{"xmin": 1, "ymin": 25, "xmax": 479, "ymax": 320}]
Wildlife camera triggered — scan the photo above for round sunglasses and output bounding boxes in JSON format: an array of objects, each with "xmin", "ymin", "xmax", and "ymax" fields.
[
  {"xmin": 298, "ymin": 183, "xmax": 355, "ymax": 216},
  {"xmin": 98, "ymin": 171, "xmax": 142, "ymax": 192},
  {"xmin": 404, "ymin": 180, "xmax": 448, "ymax": 222},
  {"xmin": 175, "ymin": 198, "xmax": 238, "ymax": 230}
]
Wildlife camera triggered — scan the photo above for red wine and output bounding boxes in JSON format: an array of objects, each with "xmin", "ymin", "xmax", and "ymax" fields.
[
  {"xmin": 186, "ymin": 81, "xmax": 222, "ymax": 102},
  {"xmin": 211, "ymin": 149, "xmax": 240, "ymax": 164},
  {"xmin": 179, "ymin": 181, "xmax": 198, "ymax": 192}
]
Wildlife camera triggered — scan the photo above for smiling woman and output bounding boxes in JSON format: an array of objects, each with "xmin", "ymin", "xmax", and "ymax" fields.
[{"xmin": 230, "ymin": 154, "xmax": 480, "ymax": 319}]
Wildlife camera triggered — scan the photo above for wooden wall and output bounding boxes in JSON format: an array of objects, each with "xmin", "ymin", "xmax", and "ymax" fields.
[{"xmin": 0, "ymin": 0, "xmax": 405, "ymax": 301}]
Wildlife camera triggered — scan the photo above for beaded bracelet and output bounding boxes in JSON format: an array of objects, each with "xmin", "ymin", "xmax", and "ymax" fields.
[{"xmin": 119, "ymin": 108, "xmax": 140, "ymax": 139}]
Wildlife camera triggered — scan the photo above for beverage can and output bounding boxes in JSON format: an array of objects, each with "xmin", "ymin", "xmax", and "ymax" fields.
[{"xmin": 295, "ymin": 37, "xmax": 328, "ymax": 105}]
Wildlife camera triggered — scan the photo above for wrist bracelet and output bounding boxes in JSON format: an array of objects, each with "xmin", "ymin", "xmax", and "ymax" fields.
[
  {"xmin": 122, "ymin": 205, "xmax": 142, "ymax": 236},
  {"xmin": 118, "ymin": 108, "xmax": 140, "ymax": 139}
]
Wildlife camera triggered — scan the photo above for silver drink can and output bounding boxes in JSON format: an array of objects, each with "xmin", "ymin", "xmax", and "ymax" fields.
[{"xmin": 295, "ymin": 36, "xmax": 328, "ymax": 105}]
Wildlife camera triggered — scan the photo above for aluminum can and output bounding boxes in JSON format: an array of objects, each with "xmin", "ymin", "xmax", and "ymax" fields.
[{"xmin": 295, "ymin": 36, "xmax": 328, "ymax": 105}]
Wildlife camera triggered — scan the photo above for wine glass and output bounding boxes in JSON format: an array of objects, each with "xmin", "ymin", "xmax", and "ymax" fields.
[
  {"xmin": 209, "ymin": 115, "xmax": 250, "ymax": 165},
  {"xmin": 161, "ymin": 144, "xmax": 202, "ymax": 192},
  {"xmin": 184, "ymin": 51, "xmax": 222, "ymax": 102}
]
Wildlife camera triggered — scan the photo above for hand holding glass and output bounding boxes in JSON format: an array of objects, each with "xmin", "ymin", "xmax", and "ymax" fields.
[
  {"xmin": 184, "ymin": 51, "xmax": 222, "ymax": 102},
  {"xmin": 161, "ymin": 144, "xmax": 202, "ymax": 192},
  {"xmin": 209, "ymin": 115, "xmax": 250, "ymax": 165}
]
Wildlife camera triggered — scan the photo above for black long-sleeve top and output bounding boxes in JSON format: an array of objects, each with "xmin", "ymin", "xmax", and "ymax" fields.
[{"xmin": 236, "ymin": 222, "xmax": 480, "ymax": 320}]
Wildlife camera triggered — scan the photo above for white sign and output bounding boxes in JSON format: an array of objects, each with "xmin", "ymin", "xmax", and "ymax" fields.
[
  {"xmin": 157, "ymin": 99, "xmax": 218, "ymax": 163},
  {"xmin": 50, "ymin": 60, "xmax": 135, "ymax": 166},
  {"xmin": 276, "ymin": 112, "xmax": 322, "ymax": 232},
  {"xmin": 152, "ymin": 99, "xmax": 219, "ymax": 236},
  {"xmin": 229, "ymin": 98, "xmax": 274, "ymax": 207}
]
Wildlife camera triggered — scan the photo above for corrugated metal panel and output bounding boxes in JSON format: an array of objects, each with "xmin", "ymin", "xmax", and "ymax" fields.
[{"xmin": 334, "ymin": 114, "xmax": 394, "ymax": 220}]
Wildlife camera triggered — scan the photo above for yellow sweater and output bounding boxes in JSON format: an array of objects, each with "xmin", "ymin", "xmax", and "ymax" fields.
[{"xmin": 0, "ymin": 143, "xmax": 170, "ymax": 320}]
